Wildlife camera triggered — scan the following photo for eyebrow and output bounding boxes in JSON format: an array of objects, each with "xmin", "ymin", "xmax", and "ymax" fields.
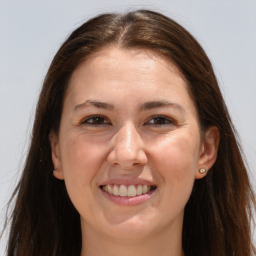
[
  {"xmin": 139, "ymin": 100, "xmax": 185, "ymax": 113},
  {"xmin": 74, "ymin": 99, "xmax": 185, "ymax": 113},
  {"xmin": 74, "ymin": 100, "xmax": 114, "ymax": 112}
]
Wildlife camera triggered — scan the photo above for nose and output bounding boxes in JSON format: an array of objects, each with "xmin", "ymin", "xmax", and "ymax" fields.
[{"xmin": 107, "ymin": 124, "xmax": 147, "ymax": 169}]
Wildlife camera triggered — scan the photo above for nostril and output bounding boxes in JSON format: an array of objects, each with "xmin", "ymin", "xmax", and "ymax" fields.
[
  {"xmin": 107, "ymin": 148, "xmax": 148, "ymax": 168},
  {"xmin": 107, "ymin": 127, "xmax": 147, "ymax": 167}
]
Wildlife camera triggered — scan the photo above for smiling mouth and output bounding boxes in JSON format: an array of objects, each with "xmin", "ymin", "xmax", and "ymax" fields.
[{"xmin": 100, "ymin": 184, "xmax": 157, "ymax": 197}]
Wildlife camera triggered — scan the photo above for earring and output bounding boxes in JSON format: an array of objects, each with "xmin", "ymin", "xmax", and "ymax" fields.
[{"xmin": 199, "ymin": 168, "xmax": 207, "ymax": 174}]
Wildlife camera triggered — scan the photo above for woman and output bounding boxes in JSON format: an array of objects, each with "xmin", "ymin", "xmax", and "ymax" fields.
[{"xmin": 3, "ymin": 9, "xmax": 255, "ymax": 256}]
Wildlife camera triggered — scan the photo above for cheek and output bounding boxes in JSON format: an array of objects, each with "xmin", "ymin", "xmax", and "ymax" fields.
[
  {"xmin": 59, "ymin": 134, "xmax": 107, "ymax": 215},
  {"xmin": 152, "ymin": 132, "xmax": 200, "ymax": 171},
  {"xmin": 61, "ymin": 133, "xmax": 105, "ymax": 173},
  {"xmin": 59, "ymin": 134, "xmax": 105, "ymax": 192},
  {"xmin": 150, "ymin": 131, "xmax": 200, "ymax": 198},
  {"xmin": 151, "ymin": 134, "xmax": 200, "ymax": 220}
]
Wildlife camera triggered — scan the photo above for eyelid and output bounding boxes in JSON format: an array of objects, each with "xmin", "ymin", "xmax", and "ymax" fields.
[
  {"xmin": 81, "ymin": 115, "xmax": 111, "ymax": 126},
  {"xmin": 145, "ymin": 115, "xmax": 175, "ymax": 126},
  {"xmin": 79, "ymin": 114, "xmax": 175, "ymax": 127}
]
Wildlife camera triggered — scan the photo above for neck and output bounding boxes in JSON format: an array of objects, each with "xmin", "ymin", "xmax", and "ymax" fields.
[{"xmin": 80, "ymin": 221, "xmax": 184, "ymax": 256}]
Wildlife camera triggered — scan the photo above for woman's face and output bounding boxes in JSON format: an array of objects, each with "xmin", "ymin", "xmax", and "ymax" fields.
[{"xmin": 51, "ymin": 47, "xmax": 212, "ymax": 242}]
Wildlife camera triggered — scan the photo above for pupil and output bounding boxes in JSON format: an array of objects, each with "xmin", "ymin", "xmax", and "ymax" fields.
[
  {"xmin": 96, "ymin": 117, "xmax": 103, "ymax": 123},
  {"xmin": 155, "ymin": 117, "xmax": 164, "ymax": 124}
]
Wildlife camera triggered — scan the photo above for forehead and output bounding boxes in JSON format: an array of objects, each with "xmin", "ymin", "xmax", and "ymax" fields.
[
  {"xmin": 64, "ymin": 47, "xmax": 196, "ymax": 115},
  {"xmin": 74, "ymin": 47, "xmax": 186, "ymax": 82}
]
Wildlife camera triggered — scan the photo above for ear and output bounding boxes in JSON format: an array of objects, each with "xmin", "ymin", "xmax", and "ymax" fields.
[
  {"xmin": 195, "ymin": 126, "xmax": 219, "ymax": 179},
  {"xmin": 49, "ymin": 131, "xmax": 64, "ymax": 180}
]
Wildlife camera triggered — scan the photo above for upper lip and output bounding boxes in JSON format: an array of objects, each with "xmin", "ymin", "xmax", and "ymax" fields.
[{"xmin": 99, "ymin": 178, "xmax": 157, "ymax": 187}]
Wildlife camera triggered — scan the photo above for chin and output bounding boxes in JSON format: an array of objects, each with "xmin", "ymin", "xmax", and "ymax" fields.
[
  {"xmin": 99, "ymin": 213, "xmax": 159, "ymax": 240},
  {"xmin": 108, "ymin": 224, "xmax": 154, "ymax": 241}
]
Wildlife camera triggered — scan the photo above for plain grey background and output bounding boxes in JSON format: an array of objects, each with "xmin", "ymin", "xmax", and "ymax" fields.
[{"xmin": 1, "ymin": 0, "xmax": 256, "ymax": 254}]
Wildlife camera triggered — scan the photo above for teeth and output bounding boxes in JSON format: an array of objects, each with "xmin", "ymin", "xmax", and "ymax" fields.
[
  {"xmin": 127, "ymin": 185, "xmax": 136, "ymax": 197},
  {"xmin": 119, "ymin": 185, "xmax": 127, "ymax": 196},
  {"xmin": 107, "ymin": 184, "xmax": 113, "ymax": 194},
  {"xmin": 137, "ymin": 185, "xmax": 143, "ymax": 195},
  {"xmin": 142, "ymin": 185, "xmax": 148, "ymax": 194},
  {"xmin": 102, "ymin": 184, "xmax": 155, "ymax": 197},
  {"xmin": 113, "ymin": 185, "xmax": 119, "ymax": 196}
]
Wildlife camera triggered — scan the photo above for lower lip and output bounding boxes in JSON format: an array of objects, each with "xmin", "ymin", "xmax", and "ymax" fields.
[{"xmin": 100, "ymin": 188, "xmax": 156, "ymax": 206}]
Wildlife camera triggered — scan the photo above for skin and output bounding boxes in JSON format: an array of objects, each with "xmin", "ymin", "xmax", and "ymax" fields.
[{"xmin": 50, "ymin": 47, "xmax": 219, "ymax": 256}]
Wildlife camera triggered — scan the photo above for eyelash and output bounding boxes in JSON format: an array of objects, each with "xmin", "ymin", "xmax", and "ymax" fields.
[
  {"xmin": 145, "ymin": 116, "xmax": 174, "ymax": 126},
  {"xmin": 81, "ymin": 115, "xmax": 174, "ymax": 127},
  {"xmin": 81, "ymin": 115, "xmax": 111, "ymax": 126}
]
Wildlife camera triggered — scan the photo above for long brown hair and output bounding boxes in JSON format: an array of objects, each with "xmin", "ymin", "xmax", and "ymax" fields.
[{"xmin": 3, "ymin": 9, "xmax": 255, "ymax": 256}]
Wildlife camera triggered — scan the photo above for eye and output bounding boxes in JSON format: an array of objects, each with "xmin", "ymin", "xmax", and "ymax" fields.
[
  {"xmin": 145, "ymin": 116, "xmax": 174, "ymax": 126},
  {"xmin": 81, "ymin": 115, "xmax": 111, "ymax": 126}
]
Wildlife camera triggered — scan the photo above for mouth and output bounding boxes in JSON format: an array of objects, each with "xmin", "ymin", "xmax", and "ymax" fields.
[{"xmin": 99, "ymin": 184, "xmax": 157, "ymax": 197}]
